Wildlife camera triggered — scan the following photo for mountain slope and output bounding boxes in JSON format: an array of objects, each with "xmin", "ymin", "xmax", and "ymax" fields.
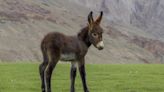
[{"xmin": 0, "ymin": 0, "xmax": 163, "ymax": 63}]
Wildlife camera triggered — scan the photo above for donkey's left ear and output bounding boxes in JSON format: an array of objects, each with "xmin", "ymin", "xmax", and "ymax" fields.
[{"xmin": 95, "ymin": 11, "xmax": 103, "ymax": 25}]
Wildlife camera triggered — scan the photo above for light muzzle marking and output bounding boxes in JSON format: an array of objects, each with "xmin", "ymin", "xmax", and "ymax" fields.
[{"xmin": 96, "ymin": 41, "xmax": 104, "ymax": 48}]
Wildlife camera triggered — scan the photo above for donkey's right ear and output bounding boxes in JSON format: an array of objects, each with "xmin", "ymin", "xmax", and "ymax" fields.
[{"xmin": 88, "ymin": 11, "xmax": 94, "ymax": 25}]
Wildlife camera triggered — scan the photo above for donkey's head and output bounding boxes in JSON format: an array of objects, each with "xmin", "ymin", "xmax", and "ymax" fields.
[{"xmin": 88, "ymin": 11, "xmax": 104, "ymax": 50}]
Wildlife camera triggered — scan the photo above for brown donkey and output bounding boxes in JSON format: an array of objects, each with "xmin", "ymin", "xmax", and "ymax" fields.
[{"xmin": 39, "ymin": 11, "xmax": 104, "ymax": 92}]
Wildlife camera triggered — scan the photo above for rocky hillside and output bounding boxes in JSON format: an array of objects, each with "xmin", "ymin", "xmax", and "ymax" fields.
[
  {"xmin": 0, "ymin": 0, "xmax": 163, "ymax": 63},
  {"xmin": 72, "ymin": 0, "xmax": 164, "ymax": 41}
]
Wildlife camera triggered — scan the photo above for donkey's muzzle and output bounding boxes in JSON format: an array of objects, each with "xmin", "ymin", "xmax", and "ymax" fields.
[{"xmin": 96, "ymin": 41, "xmax": 104, "ymax": 50}]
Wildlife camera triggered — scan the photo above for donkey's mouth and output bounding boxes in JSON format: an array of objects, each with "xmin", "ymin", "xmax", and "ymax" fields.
[{"xmin": 97, "ymin": 47, "xmax": 104, "ymax": 50}]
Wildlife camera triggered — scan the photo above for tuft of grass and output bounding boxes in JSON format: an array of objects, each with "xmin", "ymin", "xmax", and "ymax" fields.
[{"xmin": 0, "ymin": 63, "xmax": 164, "ymax": 92}]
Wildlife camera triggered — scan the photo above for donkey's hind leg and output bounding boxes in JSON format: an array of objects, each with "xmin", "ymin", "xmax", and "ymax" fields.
[
  {"xmin": 39, "ymin": 62, "xmax": 48, "ymax": 92},
  {"xmin": 44, "ymin": 49, "xmax": 60, "ymax": 92},
  {"xmin": 39, "ymin": 50, "xmax": 49, "ymax": 92}
]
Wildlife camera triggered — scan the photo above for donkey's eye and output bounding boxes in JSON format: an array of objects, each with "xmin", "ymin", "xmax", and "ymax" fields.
[{"xmin": 92, "ymin": 33, "xmax": 98, "ymax": 37}]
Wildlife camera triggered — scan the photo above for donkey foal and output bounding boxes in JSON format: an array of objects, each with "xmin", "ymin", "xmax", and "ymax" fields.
[{"xmin": 39, "ymin": 11, "xmax": 104, "ymax": 92}]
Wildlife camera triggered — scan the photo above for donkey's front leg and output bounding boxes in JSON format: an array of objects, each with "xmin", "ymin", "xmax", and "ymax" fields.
[
  {"xmin": 70, "ymin": 62, "xmax": 77, "ymax": 92},
  {"xmin": 78, "ymin": 58, "xmax": 89, "ymax": 92}
]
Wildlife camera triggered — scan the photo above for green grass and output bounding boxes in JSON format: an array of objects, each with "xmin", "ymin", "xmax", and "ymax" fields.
[{"xmin": 0, "ymin": 63, "xmax": 164, "ymax": 92}]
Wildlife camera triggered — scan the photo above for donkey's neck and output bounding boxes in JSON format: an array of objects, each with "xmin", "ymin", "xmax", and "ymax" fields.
[{"xmin": 77, "ymin": 26, "xmax": 91, "ymax": 47}]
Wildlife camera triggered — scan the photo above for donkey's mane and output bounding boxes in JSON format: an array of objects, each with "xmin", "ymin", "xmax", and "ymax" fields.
[{"xmin": 77, "ymin": 26, "xmax": 91, "ymax": 47}]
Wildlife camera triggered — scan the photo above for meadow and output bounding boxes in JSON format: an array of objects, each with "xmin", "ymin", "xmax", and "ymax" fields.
[{"xmin": 0, "ymin": 63, "xmax": 164, "ymax": 92}]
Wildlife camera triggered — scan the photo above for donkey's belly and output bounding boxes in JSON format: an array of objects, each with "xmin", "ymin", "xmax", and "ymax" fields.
[{"xmin": 60, "ymin": 53, "xmax": 76, "ymax": 61}]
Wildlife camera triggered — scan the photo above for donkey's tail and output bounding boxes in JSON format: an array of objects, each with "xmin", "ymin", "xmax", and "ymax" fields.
[{"xmin": 41, "ymin": 41, "xmax": 48, "ymax": 64}]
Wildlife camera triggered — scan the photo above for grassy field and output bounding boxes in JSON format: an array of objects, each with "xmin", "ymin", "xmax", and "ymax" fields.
[{"xmin": 0, "ymin": 63, "xmax": 164, "ymax": 92}]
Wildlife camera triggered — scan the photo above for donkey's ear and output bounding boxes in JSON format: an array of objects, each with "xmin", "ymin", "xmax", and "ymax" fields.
[
  {"xmin": 88, "ymin": 11, "xmax": 94, "ymax": 25},
  {"xmin": 95, "ymin": 11, "xmax": 103, "ymax": 25}
]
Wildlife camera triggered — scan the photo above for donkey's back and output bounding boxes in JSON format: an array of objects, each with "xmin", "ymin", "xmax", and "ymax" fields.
[{"xmin": 41, "ymin": 32, "xmax": 68, "ymax": 49}]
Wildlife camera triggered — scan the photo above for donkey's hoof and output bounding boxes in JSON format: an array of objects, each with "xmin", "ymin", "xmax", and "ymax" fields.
[
  {"xmin": 42, "ymin": 88, "xmax": 45, "ymax": 92},
  {"xmin": 85, "ymin": 90, "xmax": 89, "ymax": 92}
]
